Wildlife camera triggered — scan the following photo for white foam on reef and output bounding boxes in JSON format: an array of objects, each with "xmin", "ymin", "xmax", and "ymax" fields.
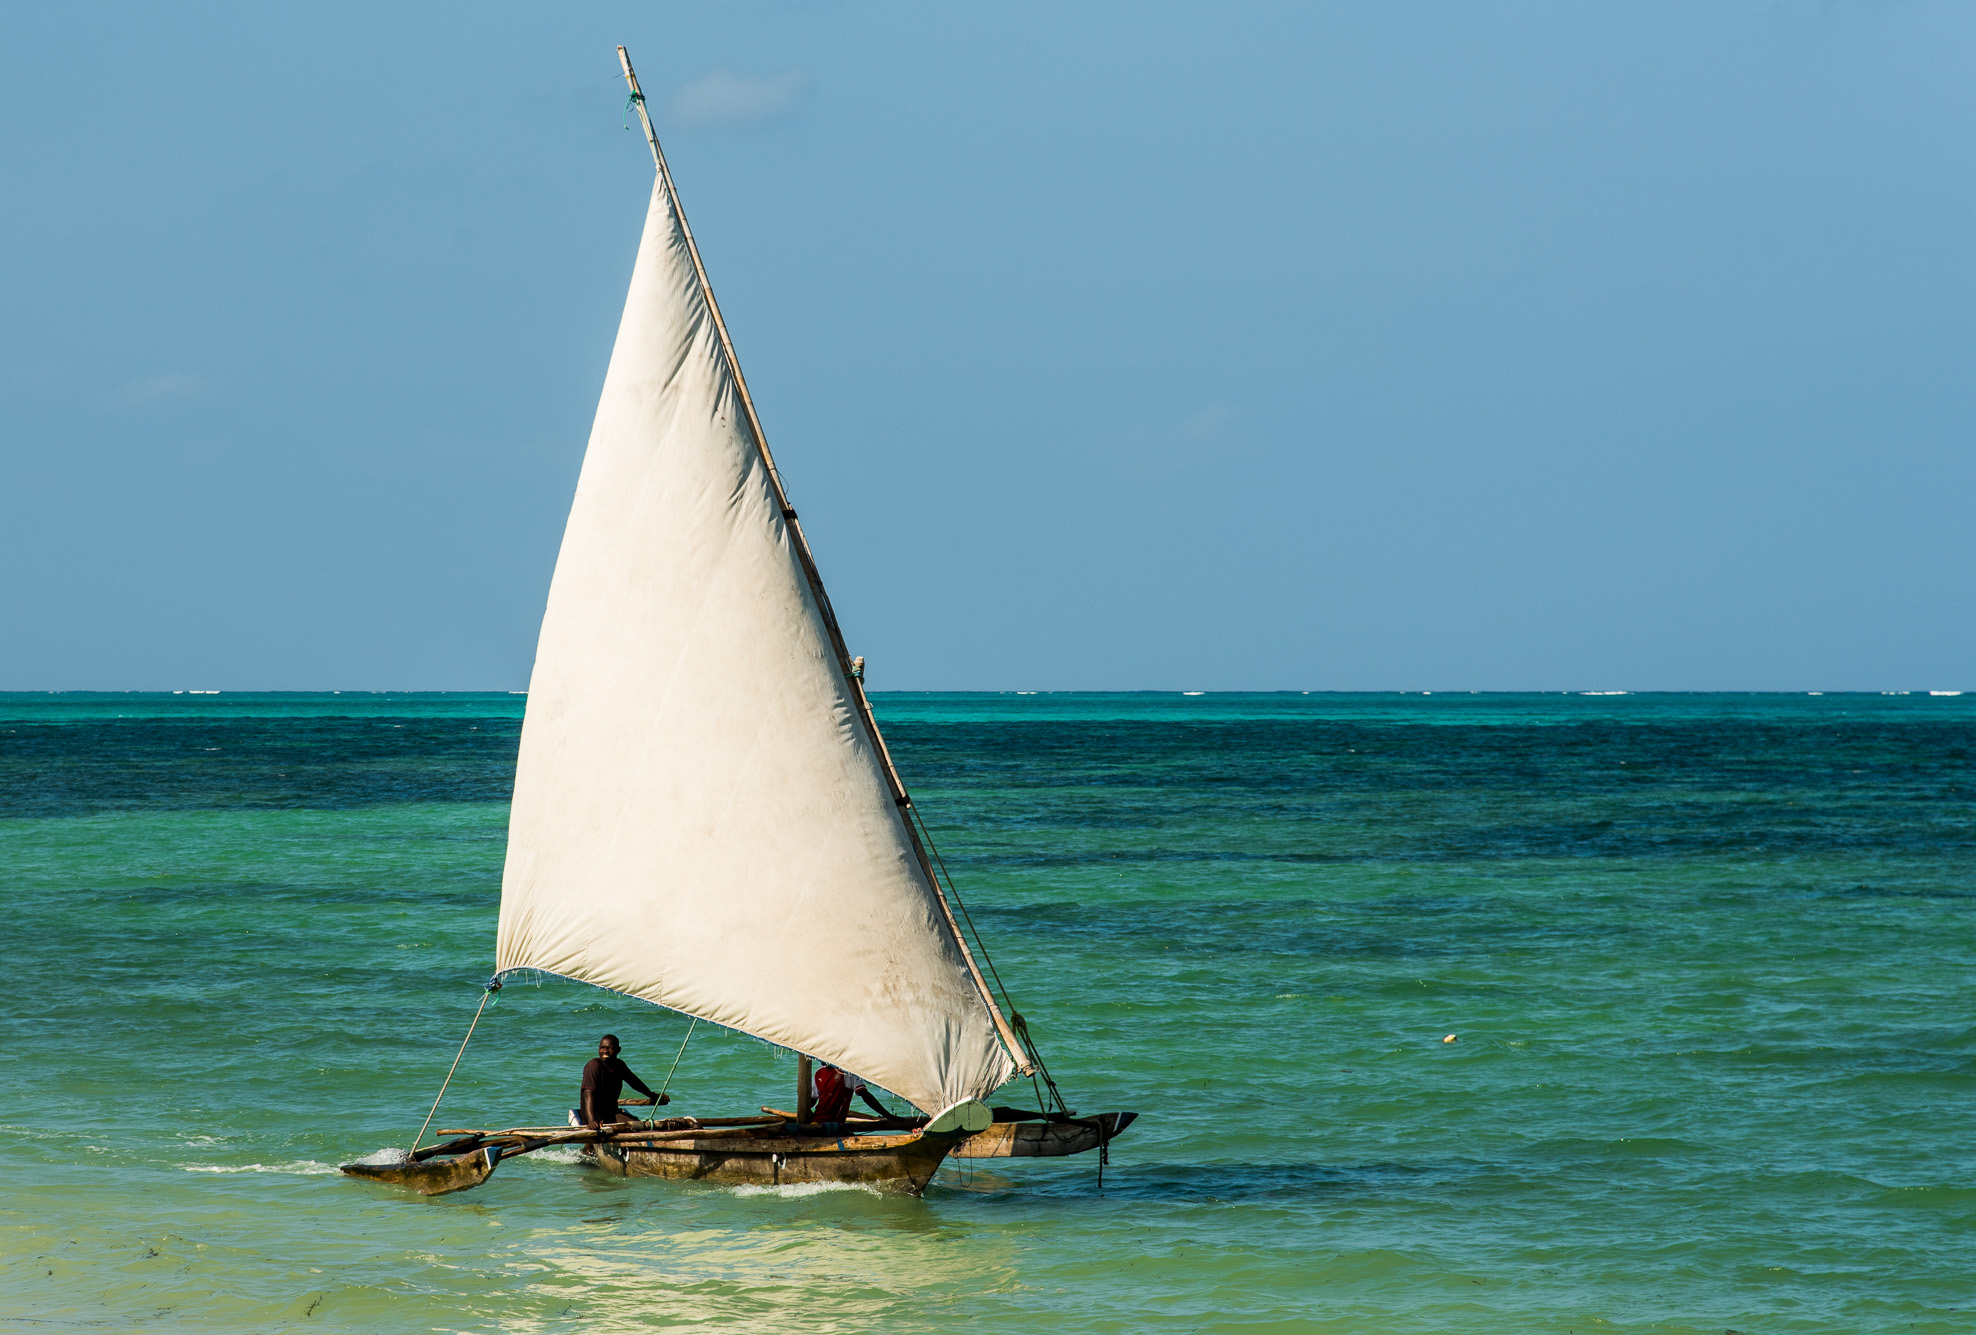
[
  {"xmin": 727, "ymin": 1180, "xmax": 883, "ymax": 1199},
  {"xmin": 184, "ymin": 1160, "xmax": 339, "ymax": 1175},
  {"xmin": 1931, "ymin": 690, "xmax": 1963, "ymax": 696}
]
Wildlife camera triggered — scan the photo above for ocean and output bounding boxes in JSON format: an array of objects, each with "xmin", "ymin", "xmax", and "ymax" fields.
[{"xmin": 2, "ymin": 691, "xmax": 1971, "ymax": 1333}]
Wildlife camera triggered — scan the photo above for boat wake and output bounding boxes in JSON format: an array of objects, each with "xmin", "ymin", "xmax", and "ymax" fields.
[
  {"xmin": 183, "ymin": 1160, "xmax": 339, "ymax": 1176},
  {"xmin": 727, "ymin": 1181, "xmax": 883, "ymax": 1199}
]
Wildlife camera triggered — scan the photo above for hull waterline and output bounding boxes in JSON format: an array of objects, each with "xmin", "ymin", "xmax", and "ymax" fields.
[{"xmin": 591, "ymin": 1128, "xmax": 957, "ymax": 1195}]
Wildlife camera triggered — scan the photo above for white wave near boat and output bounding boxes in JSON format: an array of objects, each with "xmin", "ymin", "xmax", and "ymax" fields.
[
  {"xmin": 728, "ymin": 1180, "xmax": 885, "ymax": 1200},
  {"xmin": 185, "ymin": 1160, "xmax": 339, "ymax": 1175}
]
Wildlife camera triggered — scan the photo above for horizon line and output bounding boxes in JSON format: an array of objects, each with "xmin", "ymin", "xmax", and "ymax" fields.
[{"xmin": 0, "ymin": 688, "xmax": 1966, "ymax": 698}]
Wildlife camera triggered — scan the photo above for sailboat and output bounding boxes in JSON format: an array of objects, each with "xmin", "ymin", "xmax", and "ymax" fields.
[{"xmin": 339, "ymin": 48, "xmax": 1134, "ymax": 1198}]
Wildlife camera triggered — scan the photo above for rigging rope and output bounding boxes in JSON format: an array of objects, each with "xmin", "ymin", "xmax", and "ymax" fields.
[
  {"xmin": 908, "ymin": 807, "xmax": 1074, "ymax": 1117},
  {"xmin": 656, "ymin": 1017, "xmax": 697, "ymax": 1102},
  {"xmin": 410, "ymin": 980, "xmax": 501, "ymax": 1151}
]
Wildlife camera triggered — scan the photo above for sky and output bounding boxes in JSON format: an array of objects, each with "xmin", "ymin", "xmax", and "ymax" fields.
[{"xmin": 3, "ymin": 2, "xmax": 1973, "ymax": 691}]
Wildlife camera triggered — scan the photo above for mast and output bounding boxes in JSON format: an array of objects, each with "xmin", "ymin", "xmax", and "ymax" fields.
[{"xmin": 614, "ymin": 47, "xmax": 1031, "ymax": 1075}]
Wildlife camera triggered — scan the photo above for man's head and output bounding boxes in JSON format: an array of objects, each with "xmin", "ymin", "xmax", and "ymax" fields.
[{"xmin": 598, "ymin": 1034, "xmax": 621, "ymax": 1059}]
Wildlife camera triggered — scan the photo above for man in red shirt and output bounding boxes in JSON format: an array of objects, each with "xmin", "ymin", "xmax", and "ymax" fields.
[{"xmin": 811, "ymin": 1064, "xmax": 892, "ymax": 1126}]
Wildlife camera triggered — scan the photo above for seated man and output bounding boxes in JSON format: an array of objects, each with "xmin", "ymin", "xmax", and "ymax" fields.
[
  {"xmin": 580, "ymin": 1033, "xmax": 668, "ymax": 1128},
  {"xmin": 812, "ymin": 1063, "xmax": 891, "ymax": 1126}
]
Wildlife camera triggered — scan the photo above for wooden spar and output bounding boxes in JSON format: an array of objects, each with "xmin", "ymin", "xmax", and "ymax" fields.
[
  {"xmin": 568, "ymin": 1124, "xmax": 775, "ymax": 1147},
  {"xmin": 488, "ymin": 1116, "xmax": 779, "ymax": 1138},
  {"xmin": 347, "ymin": 1119, "xmax": 803, "ymax": 1192},
  {"xmin": 412, "ymin": 1133, "xmax": 485, "ymax": 1162},
  {"xmin": 796, "ymin": 1055, "xmax": 813, "ymax": 1125},
  {"xmin": 411, "ymin": 1115, "xmax": 783, "ymax": 1160},
  {"xmin": 440, "ymin": 1115, "xmax": 777, "ymax": 1135},
  {"xmin": 613, "ymin": 45, "xmax": 1031, "ymax": 1076},
  {"xmin": 429, "ymin": 1118, "xmax": 786, "ymax": 1159},
  {"xmin": 770, "ymin": 1105, "xmax": 924, "ymax": 1129},
  {"xmin": 600, "ymin": 1125, "xmax": 790, "ymax": 1147},
  {"xmin": 763, "ymin": 1105, "xmax": 920, "ymax": 1127}
]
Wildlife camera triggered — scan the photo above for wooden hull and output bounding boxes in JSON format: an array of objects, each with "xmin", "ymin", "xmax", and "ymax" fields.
[
  {"xmin": 950, "ymin": 1111, "xmax": 1137, "ymax": 1159},
  {"xmin": 340, "ymin": 1146, "xmax": 500, "ymax": 1196},
  {"xmin": 591, "ymin": 1128, "xmax": 955, "ymax": 1196}
]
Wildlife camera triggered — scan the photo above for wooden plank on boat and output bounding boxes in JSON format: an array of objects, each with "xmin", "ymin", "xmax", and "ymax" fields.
[
  {"xmin": 950, "ymin": 1110, "xmax": 1138, "ymax": 1159},
  {"xmin": 598, "ymin": 1127, "xmax": 955, "ymax": 1195}
]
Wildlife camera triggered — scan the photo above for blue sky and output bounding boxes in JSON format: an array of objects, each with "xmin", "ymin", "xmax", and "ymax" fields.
[{"xmin": 4, "ymin": 2, "xmax": 1972, "ymax": 690}]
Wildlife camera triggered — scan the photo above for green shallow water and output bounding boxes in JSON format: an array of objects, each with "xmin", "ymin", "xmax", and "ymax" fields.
[{"xmin": 2, "ymin": 692, "xmax": 1972, "ymax": 1332}]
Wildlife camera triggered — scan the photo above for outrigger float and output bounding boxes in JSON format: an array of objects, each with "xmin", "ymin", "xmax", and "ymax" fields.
[{"xmin": 340, "ymin": 48, "xmax": 1133, "ymax": 1199}]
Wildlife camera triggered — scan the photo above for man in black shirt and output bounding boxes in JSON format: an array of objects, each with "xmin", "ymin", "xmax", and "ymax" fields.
[{"xmin": 580, "ymin": 1033, "xmax": 668, "ymax": 1128}]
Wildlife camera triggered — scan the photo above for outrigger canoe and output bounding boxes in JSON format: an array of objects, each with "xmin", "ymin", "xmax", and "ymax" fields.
[{"xmin": 339, "ymin": 46, "xmax": 1136, "ymax": 1198}]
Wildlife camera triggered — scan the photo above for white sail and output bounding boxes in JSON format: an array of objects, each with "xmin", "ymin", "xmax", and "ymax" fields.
[{"xmin": 495, "ymin": 175, "xmax": 1018, "ymax": 1115}]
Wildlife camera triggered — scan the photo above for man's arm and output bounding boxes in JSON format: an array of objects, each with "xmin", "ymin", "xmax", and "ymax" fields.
[
  {"xmin": 614, "ymin": 1060, "xmax": 668, "ymax": 1106},
  {"xmin": 856, "ymin": 1087, "xmax": 891, "ymax": 1118}
]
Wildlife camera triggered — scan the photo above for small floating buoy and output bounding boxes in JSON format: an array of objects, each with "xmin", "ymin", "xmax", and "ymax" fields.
[{"xmin": 1443, "ymin": 1034, "xmax": 1458, "ymax": 1043}]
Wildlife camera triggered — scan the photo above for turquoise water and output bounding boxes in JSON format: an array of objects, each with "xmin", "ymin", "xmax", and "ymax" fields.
[{"xmin": 3, "ymin": 691, "xmax": 1972, "ymax": 1333}]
